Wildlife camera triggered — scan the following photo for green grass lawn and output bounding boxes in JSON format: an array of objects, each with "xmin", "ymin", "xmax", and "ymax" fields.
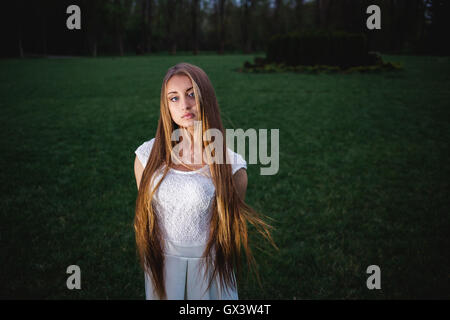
[{"xmin": 0, "ymin": 53, "xmax": 449, "ymax": 299}]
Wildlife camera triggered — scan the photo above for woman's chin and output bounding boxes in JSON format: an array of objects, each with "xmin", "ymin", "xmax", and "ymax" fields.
[{"xmin": 182, "ymin": 119, "xmax": 196, "ymax": 127}]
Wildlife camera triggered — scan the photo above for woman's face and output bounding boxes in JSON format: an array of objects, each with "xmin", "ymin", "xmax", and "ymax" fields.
[{"xmin": 166, "ymin": 74, "xmax": 199, "ymax": 131}]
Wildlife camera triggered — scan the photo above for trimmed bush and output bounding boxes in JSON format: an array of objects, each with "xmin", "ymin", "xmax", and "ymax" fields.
[
  {"xmin": 266, "ymin": 31, "xmax": 375, "ymax": 68},
  {"xmin": 238, "ymin": 61, "xmax": 402, "ymax": 74}
]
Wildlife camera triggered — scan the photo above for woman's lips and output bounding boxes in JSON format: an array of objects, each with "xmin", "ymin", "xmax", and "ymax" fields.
[{"xmin": 183, "ymin": 113, "xmax": 194, "ymax": 119}]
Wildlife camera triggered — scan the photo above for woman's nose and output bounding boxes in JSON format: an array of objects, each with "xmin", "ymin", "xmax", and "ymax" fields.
[{"xmin": 182, "ymin": 97, "xmax": 194, "ymax": 110}]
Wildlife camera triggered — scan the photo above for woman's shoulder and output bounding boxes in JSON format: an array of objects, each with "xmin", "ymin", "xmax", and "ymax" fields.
[
  {"xmin": 226, "ymin": 148, "xmax": 247, "ymax": 174},
  {"xmin": 135, "ymin": 137, "xmax": 155, "ymax": 168}
]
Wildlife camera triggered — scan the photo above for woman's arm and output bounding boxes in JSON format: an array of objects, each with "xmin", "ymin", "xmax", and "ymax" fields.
[
  {"xmin": 134, "ymin": 156, "xmax": 145, "ymax": 190},
  {"xmin": 233, "ymin": 168, "xmax": 248, "ymax": 201}
]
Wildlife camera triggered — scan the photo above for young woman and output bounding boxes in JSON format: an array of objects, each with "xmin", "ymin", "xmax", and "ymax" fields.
[{"xmin": 134, "ymin": 62, "xmax": 276, "ymax": 300}]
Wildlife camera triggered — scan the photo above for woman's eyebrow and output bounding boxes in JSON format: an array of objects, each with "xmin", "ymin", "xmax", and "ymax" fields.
[{"xmin": 167, "ymin": 86, "xmax": 193, "ymax": 95}]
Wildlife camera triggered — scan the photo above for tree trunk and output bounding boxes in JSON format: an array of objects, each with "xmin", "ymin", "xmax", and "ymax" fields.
[
  {"xmin": 18, "ymin": 32, "xmax": 24, "ymax": 58},
  {"xmin": 83, "ymin": 0, "xmax": 102, "ymax": 57},
  {"xmin": 242, "ymin": 0, "xmax": 248, "ymax": 53},
  {"xmin": 192, "ymin": 0, "xmax": 199, "ymax": 55},
  {"xmin": 273, "ymin": 0, "xmax": 282, "ymax": 35},
  {"xmin": 41, "ymin": 10, "xmax": 47, "ymax": 55},
  {"xmin": 315, "ymin": 0, "xmax": 331, "ymax": 30},
  {"xmin": 218, "ymin": 0, "xmax": 226, "ymax": 54},
  {"xmin": 389, "ymin": 0, "xmax": 397, "ymax": 52},
  {"xmin": 141, "ymin": 0, "xmax": 152, "ymax": 53},
  {"xmin": 167, "ymin": 0, "xmax": 178, "ymax": 55},
  {"xmin": 92, "ymin": 39, "xmax": 97, "ymax": 57},
  {"xmin": 147, "ymin": 0, "xmax": 152, "ymax": 53},
  {"xmin": 242, "ymin": 0, "xmax": 252, "ymax": 53},
  {"xmin": 118, "ymin": 34, "xmax": 124, "ymax": 56},
  {"xmin": 295, "ymin": 0, "xmax": 304, "ymax": 32},
  {"xmin": 16, "ymin": 0, "xmax": 24, "ymax": 58}
]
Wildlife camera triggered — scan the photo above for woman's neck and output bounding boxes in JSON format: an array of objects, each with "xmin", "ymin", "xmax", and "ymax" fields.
[{"xmin": 173, "ymin": 128, "xmax": 205, "ymax": 167}]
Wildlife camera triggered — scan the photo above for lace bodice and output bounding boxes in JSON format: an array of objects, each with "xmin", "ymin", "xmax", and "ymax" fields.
[{"xmin": 135, "ymin": 138, "xmax": 247, "ymax": 245}]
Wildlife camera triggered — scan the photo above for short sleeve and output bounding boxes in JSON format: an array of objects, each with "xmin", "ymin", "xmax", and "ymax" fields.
[
  {"xmin": 135, "ymin": 138, "xmax": 155, "ymax": 168},
  {"xmin": 227, "ymin": 148, "xmax": 247, "ymax": 175}
]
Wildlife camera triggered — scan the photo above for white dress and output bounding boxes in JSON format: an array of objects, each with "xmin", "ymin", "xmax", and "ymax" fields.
[{"xmin": 135, "ymin": 138, "xmax": 247, "ymax": 300}]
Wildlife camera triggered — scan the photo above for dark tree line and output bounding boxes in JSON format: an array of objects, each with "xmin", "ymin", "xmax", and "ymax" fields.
[{"xmin": 0, "ymin": 0, "xmax": 448, "ymax": 58}]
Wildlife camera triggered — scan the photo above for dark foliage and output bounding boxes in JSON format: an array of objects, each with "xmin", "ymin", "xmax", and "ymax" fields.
[{"xmin": 266, "ymin": 31, "xmax": 380, "ymax": 68}]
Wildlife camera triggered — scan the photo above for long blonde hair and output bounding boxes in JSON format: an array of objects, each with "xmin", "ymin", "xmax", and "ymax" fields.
[{"xmin": 134, "ymin": 62, "xmax": 277, "ymax": 299}]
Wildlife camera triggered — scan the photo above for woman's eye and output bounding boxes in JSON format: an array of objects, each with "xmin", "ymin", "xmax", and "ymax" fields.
[{"xmin": 169, "ymin": 93, "xmax": 193, "ymax": 102}]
